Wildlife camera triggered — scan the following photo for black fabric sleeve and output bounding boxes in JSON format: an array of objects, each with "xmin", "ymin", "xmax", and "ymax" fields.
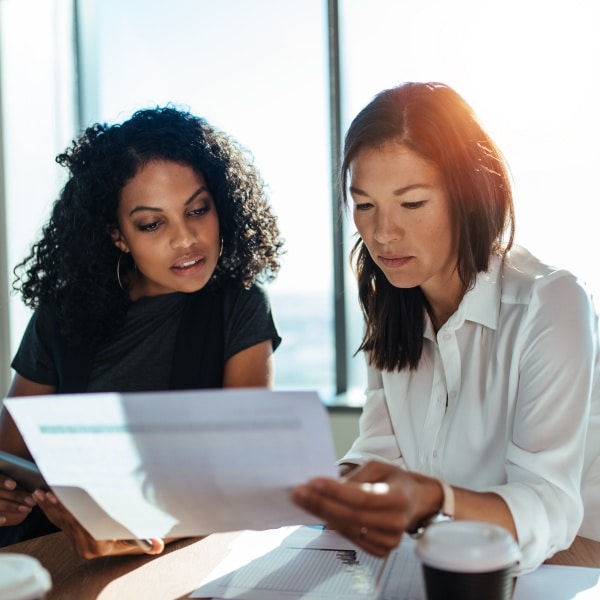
[
  {"xmin": 10, "ymin": 306, "xmax": 59, "ymax": 386},
  {"xmin": 223, "ymin": 284, "xmax": 281, "ymax": 361}
]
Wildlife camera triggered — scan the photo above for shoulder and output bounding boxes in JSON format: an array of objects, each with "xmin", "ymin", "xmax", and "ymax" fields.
[
  {"xmin": 500, "ymin": 245, "xmax": 591, "ymax": 307},
  {"xmin": 220, "ymin": 282, "xmax": 272, "ymax": 309},
  {"xmin": 27, "ymin": 303, "xmax": 59, "ymax": 339},
  {"xmin": 183, "ymin": 282, "xmax": 273, "ymax": 315}
]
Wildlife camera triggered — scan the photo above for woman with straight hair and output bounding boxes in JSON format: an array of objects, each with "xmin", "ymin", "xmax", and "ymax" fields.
[{"xmin": 293, "ymin": 81, "xmax": 600, "ymax": 573}]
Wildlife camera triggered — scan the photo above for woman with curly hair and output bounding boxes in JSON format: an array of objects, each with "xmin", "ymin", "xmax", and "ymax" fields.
[{"xmin": 0, "ymin": 106, "xmax": 284, "ymax": 556}]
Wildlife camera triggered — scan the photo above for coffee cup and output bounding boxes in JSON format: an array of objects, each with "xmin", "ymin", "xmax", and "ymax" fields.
[
  {"xmin": 0, "ymin": 553, "xmax": 52, "ymax": 600},
  {"xmin": 416, "ymin": 520, "xmax": 521, "ymax": 600}
]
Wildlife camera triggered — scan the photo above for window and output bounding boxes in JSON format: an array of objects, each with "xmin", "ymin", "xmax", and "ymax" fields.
[
  {"xmin": 2, "ymin": 0, "xmax": 599, "ymax": 402},
  {"xmin": 0, "ymin": 0, "xmax": 76, "ymax": 394},
  {"xmin": 339, "ymin": 0, "xmax": 600, "ymax": 308},
  {"xmin": 76, "ymin": 0, "xmax": 352, "ymax": 401}
]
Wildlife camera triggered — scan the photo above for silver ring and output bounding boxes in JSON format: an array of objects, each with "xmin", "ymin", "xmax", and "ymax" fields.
[{"xmin": 359, "ymin": 526, "xmax": 368, "ymax": 539}]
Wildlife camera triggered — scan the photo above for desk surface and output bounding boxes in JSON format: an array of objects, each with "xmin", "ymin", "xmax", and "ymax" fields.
[{"xmin": 1, "ymin": 533, "xmax": 599, "ymax": 600}]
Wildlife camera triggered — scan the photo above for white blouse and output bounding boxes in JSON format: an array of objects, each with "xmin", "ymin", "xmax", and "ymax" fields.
[{"xmin": 342, "ymin": 245, "xmax": 600, "ymax": 573}]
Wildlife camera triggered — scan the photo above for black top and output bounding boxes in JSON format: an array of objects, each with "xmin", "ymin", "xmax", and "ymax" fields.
[{"xmin": 12, "ymin": 283, "xmax": 281, "ymax": 393}]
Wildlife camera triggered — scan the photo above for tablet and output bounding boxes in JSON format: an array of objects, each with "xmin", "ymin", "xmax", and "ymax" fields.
[{"xmin": 0, "ymin": 451, "xmax": 47, "ymax": 492}]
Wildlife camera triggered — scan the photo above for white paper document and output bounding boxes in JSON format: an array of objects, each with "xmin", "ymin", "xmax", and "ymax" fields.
[
  {"xmin": 5, "ymin": 389, "xmax": 338, "ymax": 541},
  {"xmin": 190, "ymin": 526, "xmax": 402, "ymax": 599},
  {"xmin": 191, "ymin": 526, "xmax": 600, "ymax": 600}
]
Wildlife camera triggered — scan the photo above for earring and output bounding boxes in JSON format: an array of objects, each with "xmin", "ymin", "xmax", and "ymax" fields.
[
  {"xmin": 219, "ymin": 238, "xmax": 224, "ymax": 258},
  {"xmin": 117, "ymin": 253, "xmax": 126, "ymax": 291}
]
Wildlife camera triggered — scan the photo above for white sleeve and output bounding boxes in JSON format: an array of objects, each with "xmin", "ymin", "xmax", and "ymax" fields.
[
  {"xmin": 338, "ymin": 362, "xmax": 407, "ymax": 469},
  {"xmin": 579, "ymin": 309, "xmax": 600, "ymax": 540},
  {"xmin": 487, "ymin": 273, "xmax": 593, "ymax": 573}
]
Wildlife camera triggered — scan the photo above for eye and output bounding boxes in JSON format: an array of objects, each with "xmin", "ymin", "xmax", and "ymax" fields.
[
  {"xmin": 137, "ymin": 220, "xmax": 163, "ymax": 232},
  {"xmin": 402, "ymin": 200, "xmax": 426, "ymax": 210},
  {"xmin": 187, "ymin": 205, "xmax": 210, "ymax": 217},
  {"xmin": 353, "ymin": 202, "xmax": 373, "ymax": 212}
]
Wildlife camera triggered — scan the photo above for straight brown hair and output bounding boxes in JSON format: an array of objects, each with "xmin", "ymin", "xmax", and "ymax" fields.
[{"xmin": 342, "ymin": 82, "xmax": 514, "ymax": 371}]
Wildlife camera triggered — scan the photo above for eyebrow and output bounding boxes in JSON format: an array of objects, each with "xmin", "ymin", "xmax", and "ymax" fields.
[
  {"xmin": 128, "ymin": 186, "xmax": 209, "ymax": 217},
  {"xmin": 349, "ymin": 183, "xmax": 434, "ymax": 198}
]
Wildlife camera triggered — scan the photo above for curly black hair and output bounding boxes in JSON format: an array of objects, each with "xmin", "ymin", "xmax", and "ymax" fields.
[{"xmin": 13, "ymin": 106, "xmax": 284, "ymax": 346}]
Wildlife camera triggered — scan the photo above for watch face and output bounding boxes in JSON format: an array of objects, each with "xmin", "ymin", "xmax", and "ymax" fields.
[{"xmin": 432, "ymin": 513, "xmax": 453, "ymax": 525}]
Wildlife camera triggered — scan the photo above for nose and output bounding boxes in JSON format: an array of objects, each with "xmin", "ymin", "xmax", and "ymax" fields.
[
  {"xmin": 373, "ymin": 209, "xmax": 401, "ymax": 244},
  {"xmin": 170, "ymin": 220, "xmax": 197, "ymax": 249}
]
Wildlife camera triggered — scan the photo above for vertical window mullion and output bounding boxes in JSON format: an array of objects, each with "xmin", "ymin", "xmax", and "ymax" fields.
[{"xmin": 327, "ymin": 0, "xmax": 347, "ymax": 396}]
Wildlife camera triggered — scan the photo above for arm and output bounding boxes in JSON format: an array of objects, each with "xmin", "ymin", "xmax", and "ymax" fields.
[
  {"xmin": 223, "ymin": 340, "xmax": 274, "ymax": 387},
  {"xmin": 339, "ymin": 364, "xmax": 407, "ymax": 468},
  {"xmin": 32, "ymin": 490, "xmax": 165, "ymax": 559},
  {"xmin": 293, "ymin": 461, "xmax": 516, "ymax": 558},
  {"xmin": 3, "ymin": 374, "xmax": 56, "ymax": 456}
]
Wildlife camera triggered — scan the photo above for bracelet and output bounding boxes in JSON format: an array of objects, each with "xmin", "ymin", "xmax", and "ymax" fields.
[{"xmin": 408, "ymin": 479, "xmax": 455, "ymax": 539}]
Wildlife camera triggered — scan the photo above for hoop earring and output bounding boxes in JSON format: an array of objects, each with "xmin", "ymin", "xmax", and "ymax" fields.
[
  {"xmin": 219, "ymin": 238, "xmax": 224, "ymax": 258},
  {"xmin": 117, "ymin": 253, "xmax": 127, "ymax": 291}
]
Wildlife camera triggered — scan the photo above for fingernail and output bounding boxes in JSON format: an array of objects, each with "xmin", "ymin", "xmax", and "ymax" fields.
[
  {"xmin": 24, "ymin": 496, "xmax": 36, "ymax": 507},
  {"xmin": 3, "ymin": 479, "xmax": 16, "ymax": 491},
  {"xmin": 33, "ymin": 490, "xmax": 45, "ymax": 502},
  {"xmin": 46, "ymin": 492, "xmax": 58, "ymax": 504},
  {"xmin": 18, "ymin": 504, "xmax": 32, "ymax": 513}
]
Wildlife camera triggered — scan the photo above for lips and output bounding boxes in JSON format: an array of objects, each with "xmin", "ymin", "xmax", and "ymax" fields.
[
  {"xmin": 171, "ymin": 254, "xmax": 205, "ymax": 270},
  {"xmin": 379, "ymin": 255, "xmax": 413, "ymax": 268}
]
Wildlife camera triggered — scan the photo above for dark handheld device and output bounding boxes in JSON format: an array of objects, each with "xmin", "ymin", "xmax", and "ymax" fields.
[{"xmin": 0, "ymin": 450, "xmax": 47, "ymax": 492}]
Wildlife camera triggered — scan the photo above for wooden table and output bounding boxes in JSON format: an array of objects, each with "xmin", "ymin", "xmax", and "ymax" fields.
[{"xmin": 1, "ymin": 533, "xmax": 599, "ymax": 599}]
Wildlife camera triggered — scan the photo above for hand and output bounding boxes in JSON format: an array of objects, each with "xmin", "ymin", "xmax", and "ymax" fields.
[
  {"xmin": 292, "ymin": 461, "xmax": 439, "ymax": 557},
  {"xmin": 0, "ymin": 476, "xmax": 36, "ymax": 526},
  {"xmin": 33, "ymin": 489, "xmax": 165, "ymax": 559}
]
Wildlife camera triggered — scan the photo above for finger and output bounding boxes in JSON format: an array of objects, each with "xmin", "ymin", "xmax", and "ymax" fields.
[
  {"xmin": 147, "ymin": 537, "xmax": 165, "ymax": 555},
  {"xmin": 0, "ymin": 511, "xmax": 32, "ymax": 526},
  {"xmin": 344, "ymin": 461, "xmax": 404, "ymax": 484},
  {"xmin": 0, "ymin": 480, "xmax": 37, "ymax": 505},
  {"xmin": 0, "ymin": 498, "xmax": 34, "ymax": 513},
  {"xmin": 293, "ymin": 481, "xmax": 406, "ymax": 533},
  {"xmin": 2, "ymin": 477, "xmax": 17, "ymax": 491},
  {"xmin": 299, "ymin": 477, "xmax": 402, "ymax": 511},
  {"xmin": 122, "ymin": 537, "xmax": 164, "ymax": 555},
  {"xmin": 349, "ymin": 524, "xmax": 403, "ymax": 557}
]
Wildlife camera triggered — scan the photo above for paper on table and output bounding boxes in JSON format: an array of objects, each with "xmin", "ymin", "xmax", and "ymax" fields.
[
  {"xmin": 191, "ymin": 526, "xmax": 600, "ymax": 600},
  {"xmin": 513, "ymin": 564, "xmax": 600, "ymax": 599},
  {"xmin": 191, "ymin": 526, "xmax": 394, "ymax": 599},
  {"xmin": 5, "ymin": 389, "xmax": 338, "ymax": 540}
]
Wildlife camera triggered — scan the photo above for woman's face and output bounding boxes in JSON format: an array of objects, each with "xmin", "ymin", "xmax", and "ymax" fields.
[
  {"xmin": 113, "ymin": 160, "xmax": 221, "ymax": 300},
  {"xmin": 350, "ymin": 142, "xmax": 461, "ymax": 309}
]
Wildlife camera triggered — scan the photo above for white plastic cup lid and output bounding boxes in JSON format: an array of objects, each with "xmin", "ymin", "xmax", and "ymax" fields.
[
  {"xmin": 416, "ymin": 520, "xmax": 522, "ymax": 573},
  {"xmin": 0, "ymin": 553, "xmax": 52, "ymax": 600}
]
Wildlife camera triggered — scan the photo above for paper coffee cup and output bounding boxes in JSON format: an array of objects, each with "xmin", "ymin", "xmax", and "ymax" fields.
[
  {"xmin": 416, "ymin": 521, "xmax": 521, "ymax": 600},
  {"xmin": 0, "ymin": 553, "xmax": 52, "ymax": 600}
]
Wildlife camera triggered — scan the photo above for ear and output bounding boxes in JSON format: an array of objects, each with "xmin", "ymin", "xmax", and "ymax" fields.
[{"xmin": 110, "ymin": 228, "xmax": 130, "ymax": 254}]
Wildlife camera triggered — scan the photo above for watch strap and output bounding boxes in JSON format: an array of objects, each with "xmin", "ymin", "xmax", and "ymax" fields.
[{"xmin": 408, "ymin": 479, "xmax": 454, "ymax": 539}]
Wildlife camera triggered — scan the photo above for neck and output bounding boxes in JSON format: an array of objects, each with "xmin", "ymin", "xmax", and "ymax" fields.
[{"xmin": 425, "ymin": 285, "xmax": 465, "ymax": 333}]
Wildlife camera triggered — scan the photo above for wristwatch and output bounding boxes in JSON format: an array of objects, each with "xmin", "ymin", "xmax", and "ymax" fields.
[{"xmin": 408, "ymin": 479, "xmax": 455, "ymax": 539}]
